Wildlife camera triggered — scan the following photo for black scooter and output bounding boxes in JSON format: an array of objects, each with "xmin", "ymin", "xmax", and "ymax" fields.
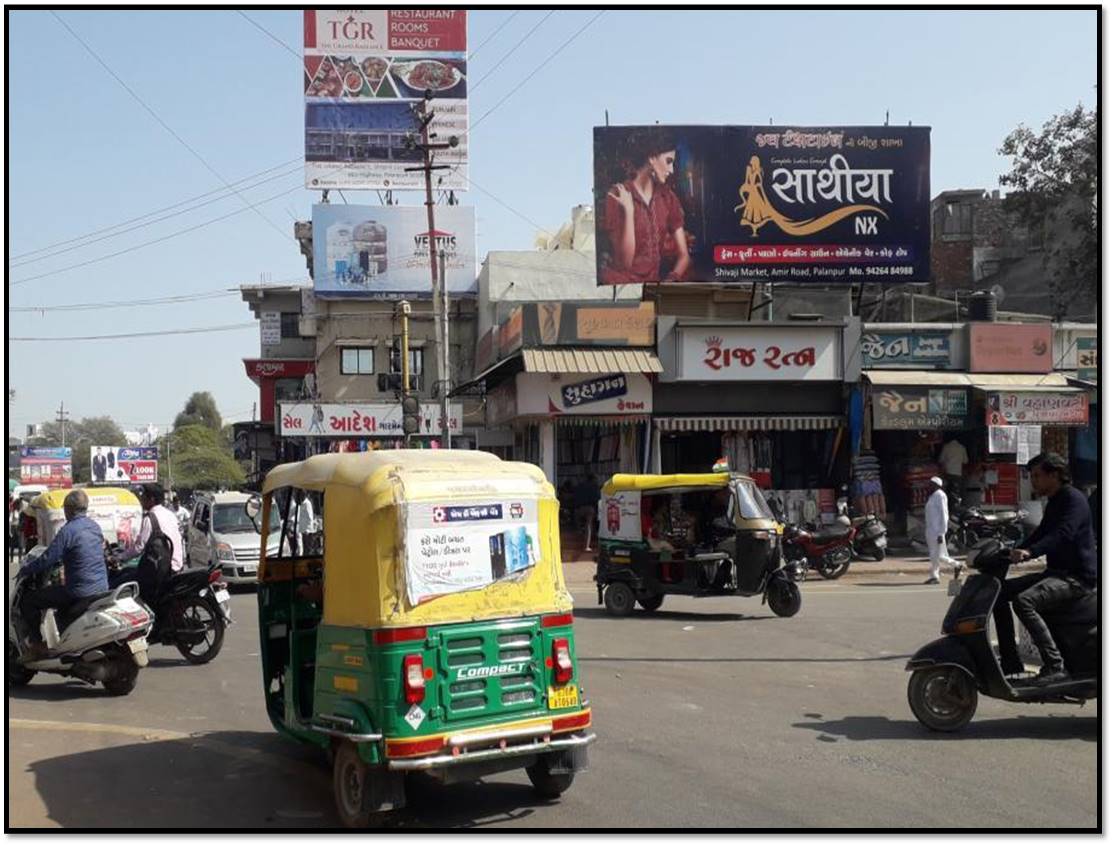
[{"xmin": 905, "ymin": 539, "xmax": 1098, "ymax": 732}]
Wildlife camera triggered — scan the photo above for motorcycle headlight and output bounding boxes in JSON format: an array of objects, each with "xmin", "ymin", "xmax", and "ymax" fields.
[{"xmin": 215, "ymin": 542, "xmax": 236, "ymax": 562}]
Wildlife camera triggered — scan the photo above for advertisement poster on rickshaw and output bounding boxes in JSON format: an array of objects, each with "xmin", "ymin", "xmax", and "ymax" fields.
[{"xmin": 403, "ymin": 497, "xmax": 541, "ymax": 605}]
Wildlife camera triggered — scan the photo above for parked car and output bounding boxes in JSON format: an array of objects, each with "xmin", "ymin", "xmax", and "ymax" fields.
[{"xmin": 187, "ymin": 491, "xmax": 280, "ymax": 585}]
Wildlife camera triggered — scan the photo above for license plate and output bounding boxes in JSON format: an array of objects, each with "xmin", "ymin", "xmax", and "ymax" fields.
[
  {"xmin": 214, "ymin": 589, "xmax": 230, "ymax": 604},
  {"xmin": 127, "ymin": 637, "xmax": 147, "ymax": 654},
  {"xmin": 547, "ymin": 684, "xmax": 579, "ymax": 710},
  {"xmin": 947, "ymin": 578, "xmax": 963, "ymax": 597}
]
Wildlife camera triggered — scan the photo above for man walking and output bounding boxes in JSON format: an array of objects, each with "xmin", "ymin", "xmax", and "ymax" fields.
[{"xmin": 924, "ymin": 476, "xmax": 957, "ymax": 584}]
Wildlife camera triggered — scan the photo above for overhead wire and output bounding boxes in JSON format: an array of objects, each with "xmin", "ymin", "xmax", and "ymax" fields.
[
  {"xmin": 467, "ymin": 11, "xmax": 555, "ymax": 93},
  {"xmin": 11, "ymin": 323, "xmax": 258, "ymax": 342},
  {"xmin": 236, "ymin": 10, "xmax": 301, "ymax": 59},
  {"xmin": 50, "ymin": 11, "xmax": 290, "ymax": 243},
  {"xmin": 466, "ymin": 11, "xmax": 520, "ymax": 62}
]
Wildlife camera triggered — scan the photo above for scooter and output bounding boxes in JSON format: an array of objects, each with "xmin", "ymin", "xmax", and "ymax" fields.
[
  {"xmin": 905, "ymin": 539, "xmax": 1098, "ymax": 732},
  {"xmin": 8, "ymin": 552, "xmax": 154, "ymax": 696}
]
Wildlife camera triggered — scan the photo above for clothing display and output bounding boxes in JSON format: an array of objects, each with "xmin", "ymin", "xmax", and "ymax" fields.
[{"xmin": 850, "ymin": 450, "xmax": 887, "ymax": 518}]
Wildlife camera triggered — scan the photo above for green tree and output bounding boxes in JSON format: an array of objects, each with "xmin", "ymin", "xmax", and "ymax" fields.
[
  {"xmin": 999, "ymin": 104, "xmax": 1097, "ymax": 318},
  {"xmin": 160, "ymin": 424, "xmax": 245, "ymax": 491},
  {"xmin": 174, "ymin": 392, "xmax": 223, "ymax": 432}
]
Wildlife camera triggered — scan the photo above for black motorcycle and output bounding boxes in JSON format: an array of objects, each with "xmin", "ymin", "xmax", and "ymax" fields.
[
  {"xmin": 108, "ymin": 552, "xmax": 231, "ymax": 665},
  {"xmin": 946, "ymin": 503, "xmax": 1026, "ymax": 553},
  {"xmin": 905, "ymin": 539, "xmax": 1097, "ymax": 732}
]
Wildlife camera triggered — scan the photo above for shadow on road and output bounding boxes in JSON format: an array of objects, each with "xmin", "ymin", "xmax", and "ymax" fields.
[
  {"xmin": 582, "ymin": 654, "xmax": 911, "ymax": 665},
  {"xmin": 792, "ymin": 713, "xmax": 1099, "ymax": 743},
  {"xmin": 573, "ymin": 607, "xmax": 776, "ymax": 623},
  {"xmin": 14, "ymin": 730, "xmax": 557, "ymax": 830},
  {"xmin": 7, "ymin": 680, "xmax": 112, "ymax": 701}
]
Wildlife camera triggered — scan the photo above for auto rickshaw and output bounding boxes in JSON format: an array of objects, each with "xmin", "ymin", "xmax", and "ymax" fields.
[
  {"xmin": 248, "ymin": 450, "xmax": 594, "ymax": 828},
  {"xmin": 594, "ymin": 471, "xmax": 801, "ymax": 618},
  {"xmin": 29, "ymin": 487, "xmax": 143, "ymax": 550}
]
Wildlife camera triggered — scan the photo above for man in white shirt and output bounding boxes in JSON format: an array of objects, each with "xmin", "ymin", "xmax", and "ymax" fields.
[
  {"xmin": 924, "ymin": 476, "xmax": 957, "ymax": 584},
  {"xmin": 939, "ymin": 438, "xmax": 969, "ymax": 505},
  {"xmin": 120, "ymin": 483, "xmax": 184, "ymax": 573},
  {"xmin": 295, "ymin": 490, "xmax": 316, "ymax": 556}
]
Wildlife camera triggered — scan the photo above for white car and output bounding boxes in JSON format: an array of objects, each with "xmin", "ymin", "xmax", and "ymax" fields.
[{"xmin": 187, "ymin": 491, "xmax": 280, "ymax": 585}]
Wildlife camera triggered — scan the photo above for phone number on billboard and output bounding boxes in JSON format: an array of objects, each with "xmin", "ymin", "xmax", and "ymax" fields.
[{"xmin": 864, "ymin": 266, "xmax": 915, "ymax": 276}]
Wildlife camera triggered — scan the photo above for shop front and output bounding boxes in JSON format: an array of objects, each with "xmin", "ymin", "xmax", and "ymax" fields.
[
  {"xmin": 243, "ymin": 359, "xmax": 316, "ymax": 425},
  {"xmin": 655, "ymin": 319, "xmax": 860, "ymax": 525}
]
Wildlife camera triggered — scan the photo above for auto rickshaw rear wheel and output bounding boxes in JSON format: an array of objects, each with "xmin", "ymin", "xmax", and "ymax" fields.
[
  {"xmin": 636, "ymin": 592, "xmax": 665, "ymax": 612},
  {"xmin": 767, "ymin": 578, "xmax": 802, "ymax": 618},
  {"xmin": 333, "ymin": 741, "xmax": 389, "ymax": 828},
  {"xmin": 603, "ymin": 582, "xmax": 635, "ymax": 617},
  {"xmin": 526, "ymin": 754, "xmax": 575, "ymax": 799}
]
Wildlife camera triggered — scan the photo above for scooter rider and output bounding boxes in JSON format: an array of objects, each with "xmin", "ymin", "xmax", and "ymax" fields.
[
  {"xmin": 18, "ymin": 489, "xmax": 110, "ymax": 658},
  {"xmin": 993, "ymin": 452, "xmax": 1098, "ymax": 685}
]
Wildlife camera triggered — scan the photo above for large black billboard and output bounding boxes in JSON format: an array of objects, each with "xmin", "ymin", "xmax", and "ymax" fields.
[{"xmin": 593, "ymin": 125, "xmax": 930, "ymax": 286}]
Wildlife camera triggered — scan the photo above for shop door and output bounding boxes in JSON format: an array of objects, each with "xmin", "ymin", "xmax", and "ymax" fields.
[{"xmin": 661, "ymin": 432, "xmax": 721, "ymax": 474}]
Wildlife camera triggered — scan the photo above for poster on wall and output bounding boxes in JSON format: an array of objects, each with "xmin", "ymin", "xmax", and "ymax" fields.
[
  {"xmin": 593, "ymin": 125, "xmax": 930, "ymax": 286},
  {"xmin": 311, "ymin": 204, "xmax": 476, "ymax": 296},
  {"xmin": 304, "ymin": 10, "xmax": 468, "ymax": 190},
  {"xmin": 90, "ymin": 447, "xmax": 159, "ymax": 484},
  {"xmin": 402, "ymin": 497, "xmax": 540, "ymax": 604},
  {"xmin": 19, "ymin": 447, "xmax": 72, "ymax": 489}
]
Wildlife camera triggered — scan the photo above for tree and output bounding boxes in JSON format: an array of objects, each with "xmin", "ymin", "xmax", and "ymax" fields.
[
  {"xmin": 174, "ymin": 392, "xmax": 223, "ymax": 432},
  {"xmin": 999, "ymin": 104, "xmax": 1097, "ymax": 318},
  {"xmin": 160, "ymin": 424, "xmax": 245, "ymax": 492}
]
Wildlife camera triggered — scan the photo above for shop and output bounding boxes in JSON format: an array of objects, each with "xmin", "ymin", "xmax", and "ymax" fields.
[
  {"xmin": 654, "ymin": 319, "xmax": 860, "ymax": 525},
  {"xmin": 242, "ymin": 359, "xmax": 316, "ymax": 426}
]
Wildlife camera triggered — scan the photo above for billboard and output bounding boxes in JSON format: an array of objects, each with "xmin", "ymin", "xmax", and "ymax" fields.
[
  {"xmin": 304, "ymin": 10, "xmax": 468, "ymax": 191},
  {"xmin": 593, "ymin": 125, "xmax": 930, "ymax": 285},
  {"xmin": 311, "ymin": 203, "xmax": 476, "ymax": 297},
  {"xmin": 278, "ymin": 401, "xmax": 463, "ymax": 437},
  {"xmin": 20, "ymin": 447, "xmax": 72, "ymax": 489},
  {"xmin": 91, "ymin": 446, "xmax": 159, "ymax": 484}
]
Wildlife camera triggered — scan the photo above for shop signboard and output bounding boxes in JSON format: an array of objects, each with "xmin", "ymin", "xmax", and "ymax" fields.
[
  {"xmin": 515, "ymin": 372, "xmax": 652, "ymax": 417},
  {"xmin": 260, "ymin": 312, "xmax": 281, "ymax": 346},
  {"xmin": 593, "ymin": 125, "xmax": 930, "ymax": 286},
  {"xmin": 968, "ymin": 323, "xmax": 1053, "ymax": 373},
  {"xmin": 1077, "ymin": 336, "xmax": 1098, "ymax": 382},
  {"xmin": 500, "ymin": 307, "xmax": 524, "ymax": 357},
  {"xmin": 243, "ymin": 359, "xmax": 316, "ymax": 381},
  {"xmin": 304, "ymin": 10, "xmax": 467, "ymax": 191},
  {"xmin": 676, "ymin": 326, "xmax": 841, "ymax": 382},
  {"xmin": 861, "ymin": 330, "xmax": 952, "ymax": 369},
  {"xmin": 871, "ymin": 388, "xmax": 970, "ymax": 430},
  {"xmin": 985, "ymin": 391, "xmax": 1089, "ymax": 426},
  {"xmin": 311, "ymin": 204, "xmax": 476, "ymax": 297},
  {"xmin": 278, "ymin": 401, "xmax": 463, "ymax": 437},
  {"xmin": 90, "ymin": 446, "xmax": 159, "ymax": 484},
  {"xmin": 575, "ymin": 303, "xmax": 656, "ymax": 346},
  {"xmin": 20, "ymin": 447, "xmax": 72, "ymax": 489}
]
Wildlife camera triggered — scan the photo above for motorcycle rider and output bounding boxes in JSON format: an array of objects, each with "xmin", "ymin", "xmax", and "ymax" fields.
[
  {"xmin": 18, "ymin": 489, "xmax": 110, "ymax": 659},
  {"xmin": 993, "ymin": 452, "xmax": 1097, "ymax": 685},
  {"xmin": 119, "ymin": 483, "xmax": 184, "ymax": 574}
]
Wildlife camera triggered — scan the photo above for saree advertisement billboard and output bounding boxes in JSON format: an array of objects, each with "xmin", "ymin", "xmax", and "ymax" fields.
[{"xmin": 593, "ymin": 125, "xmax": 930, "ymax": 286}]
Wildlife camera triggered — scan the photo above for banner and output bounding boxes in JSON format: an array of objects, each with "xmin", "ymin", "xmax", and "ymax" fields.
[
  {"xmin": 871, "ymin": 389, "xmax": 970, "ymax": 430},
  {"xmin": 20, "ymin": 447, "xmax": 72, "ymax": 489},
  {"xmin": 304, "ymin": 10, "xmax": 468, "ymax": 190},
  {"xmin": 91, "ymin": 447, "xmax": 159, "ymax": 484},
  {"xmin": 278, "ymin": 401, "xmax": 463, "ymax": 437},
  {"xmin": 312, "ymin": 204, "xmax": 476, "ymax": 297},
  {"xmin": 985, "ymin": 391, "xmax": 1089, "ymax": 426},
  {"xmin": 403, "ymin": 496, "xmax": 540, "ymax": 605},
  {"xmin": 593, "ymin": 125, "xmax": 930, "ymax": 285}
]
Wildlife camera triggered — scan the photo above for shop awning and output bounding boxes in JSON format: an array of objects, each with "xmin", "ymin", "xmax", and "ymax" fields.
[
  {"xmin": 863, "ymin": 370, "xmax": 970, "ymax": 388},
  {"xmin": 864, "ymin": 371, "xmax": 1077, "ymax": 391},
  {"xmin": 656, "ymin": 415, "xmax": 842, "ymax": 432},
  {"xmin": 521, "ymin": 348, "xmax": 663, "ymax": 374}
]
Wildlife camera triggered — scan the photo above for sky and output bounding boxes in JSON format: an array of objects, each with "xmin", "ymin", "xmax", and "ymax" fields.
[{"xmin": 5, "ymin": 8, "xmax": 1098, "ymax": 441}]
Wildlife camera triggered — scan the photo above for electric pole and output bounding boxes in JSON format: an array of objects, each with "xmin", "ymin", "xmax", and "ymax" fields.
[
  {"xmin": 406, "ymin": 91, "xmax": 459, "ymax": 449},
  {"xmin": 55, "ymin": 401, "xmax": 70, "ymax": 448}
]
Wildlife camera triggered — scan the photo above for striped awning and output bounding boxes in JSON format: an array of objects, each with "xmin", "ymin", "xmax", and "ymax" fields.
[
  {"xmin": 522, "ymin": 348, "xmax": 663, "ymax": 374},
  {"xmin": 656, "ymin": 415, "xmax": 843, "ymax": 432}
]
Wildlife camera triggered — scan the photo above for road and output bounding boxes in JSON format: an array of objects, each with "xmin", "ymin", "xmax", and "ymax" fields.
[{"xmin": 7, "ymin": 568, "xmax": 1098, "ymax": 829}]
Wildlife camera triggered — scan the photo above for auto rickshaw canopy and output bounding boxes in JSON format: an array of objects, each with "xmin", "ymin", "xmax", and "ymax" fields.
[
  {"xmin": 601, "ymin": 472, "xmax": 736, "ymax": 497},
  {"xmin": 260, "ymin": 451, "xmax": 572, "ymax": 629}
]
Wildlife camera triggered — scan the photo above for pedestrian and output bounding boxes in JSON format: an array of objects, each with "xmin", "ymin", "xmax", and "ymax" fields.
[
  {"xmin": 573, "ymin": 474, "xmax": 600, "ymax": 552},
  {"xmin": 924, "ymin": 476, "xmax": 957, "ymax": 584},
  {"xmin": 939, "ymin": 437, "xmax": 968, "ymax": 505},
  {"xmin": 295, "ymin": 489, "xmax": 316, "ymax": 556}
]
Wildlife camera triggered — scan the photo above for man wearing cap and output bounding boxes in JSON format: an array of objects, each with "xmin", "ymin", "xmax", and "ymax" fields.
[
  {"xmin": 923, "ymin": 476, "xmax": 957, "ymax": 584},
  {"xmin": 19, "ymin": 489, "xmax": 109, "ymax": 654},
  {"xmin": 119, "ymin": 482, "xmax": 184, "ymax": 574}
]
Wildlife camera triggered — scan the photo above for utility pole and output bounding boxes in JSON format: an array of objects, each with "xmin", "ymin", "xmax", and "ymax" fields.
[
  {"xmin": 406, "ymin": 91, "xmax": 459, "ymax": 449},
  {"xmin": 55, "ymin": 402, "xmax": 70, "ymax": 448}
]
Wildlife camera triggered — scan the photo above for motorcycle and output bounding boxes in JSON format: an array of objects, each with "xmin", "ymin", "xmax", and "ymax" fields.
[
  {"xmin": 837, "ymin": 489, "xmax": 888, "ymax": 562},
  {"xmin": 905, "ymin": 538, "xmax": 1097, "ymax": 732},
  {"xmin": 8, "ymin": 556, "xmax": 153, "ymax": 696},
  {"xmin": 947, "ymin": 503, "xmax": 1027, "ymax": 552},
  {"xmin": 107, "ymin": 547, "xmax": 230, "ymax": 665}
]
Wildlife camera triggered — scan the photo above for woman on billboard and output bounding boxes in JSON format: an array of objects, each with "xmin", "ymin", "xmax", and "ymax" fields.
[{"xmin": 601, "ymin": 128, "xmax": 691, "ymax": 284}]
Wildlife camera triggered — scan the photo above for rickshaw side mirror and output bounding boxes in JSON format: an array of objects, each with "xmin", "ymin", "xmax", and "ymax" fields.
[{"xmin": 245, "ymin": 495, "xmax": 262, "ymax": 533}]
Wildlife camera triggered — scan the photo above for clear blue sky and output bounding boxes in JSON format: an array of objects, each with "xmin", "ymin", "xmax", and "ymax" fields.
[{"xmin": 6, "ymin": 8, "xmax": 1097, "ymax": 440}]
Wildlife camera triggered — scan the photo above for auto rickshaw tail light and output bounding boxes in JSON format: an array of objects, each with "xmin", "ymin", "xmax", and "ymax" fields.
[
  {"xmin": 403, "ymin": 654, "xmax": 426, "ymax": 704},
  {"xmin": 552, "ymin": 638, "xmax": 573, "ymax": 684},
  {"xmin": 374, "ymin": 626, "xmax": 427, "ymax": 645},
  {"xmin": 541, "ymin": 612, "xmax": 573, "ymax": 628}
]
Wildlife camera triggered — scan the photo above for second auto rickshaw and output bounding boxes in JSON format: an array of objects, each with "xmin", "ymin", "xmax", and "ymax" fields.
[
  {"xmin": 594, "ymin": 471, "xmax": 801, "ymax": 617},
  {"xmin": 248, "ymin": 450, "xmax": 594, "ymax": 828}
]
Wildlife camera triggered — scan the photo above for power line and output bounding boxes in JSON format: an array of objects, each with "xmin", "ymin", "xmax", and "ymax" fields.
[
  {"xmin": 11, "ymin": 323, "xmax": 258, "ymax": 342},
  {"xmin": 9, "ymin": 157, "xmax": 302, "ymax": 263},
  {"xmin": 10, "ymin": 290, "xmax": 239, "ymax": 313},
  {"xmin": 237, "ymin": 10, "xmax": 301, "ymax": 59},
  {"xmin": 464, "ymin": 174, "xmax": 556, "ymax": 238},
  {"xmin": 51, "ymin": 11, "xmax": 290, "ymax": 243},
  {"xmin": 10, "ymin": 165, "xmax": 302, "ymax": 269},
  {"xmin": 9, "ymin": 182, "xmax": 304, "ymax": 287},
  {"xmin": 471, "ymin": 11, "xmax": 606, "ymax": 133},
  {"xmin": 468, "ymin": 11, "xmax": 555, "ymax": 93},
  {"xmin": 467, "ymin": 11, "xmax": 520, "ymax": 62}
]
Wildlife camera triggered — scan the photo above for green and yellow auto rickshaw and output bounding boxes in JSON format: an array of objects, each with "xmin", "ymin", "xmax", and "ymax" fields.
[
  {"xmin": 249, "ymin": 450, "xmax": 594, "ymax": 828},
  {"xmin": 594, "ymin": 471, "xmax": 801, "ymax": 618}
]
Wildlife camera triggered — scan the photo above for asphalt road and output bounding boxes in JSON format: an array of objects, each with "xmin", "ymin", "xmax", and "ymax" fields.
[{"xmin": 7, "ymin": 569, "xmax": 1098, "ymax": 830}]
